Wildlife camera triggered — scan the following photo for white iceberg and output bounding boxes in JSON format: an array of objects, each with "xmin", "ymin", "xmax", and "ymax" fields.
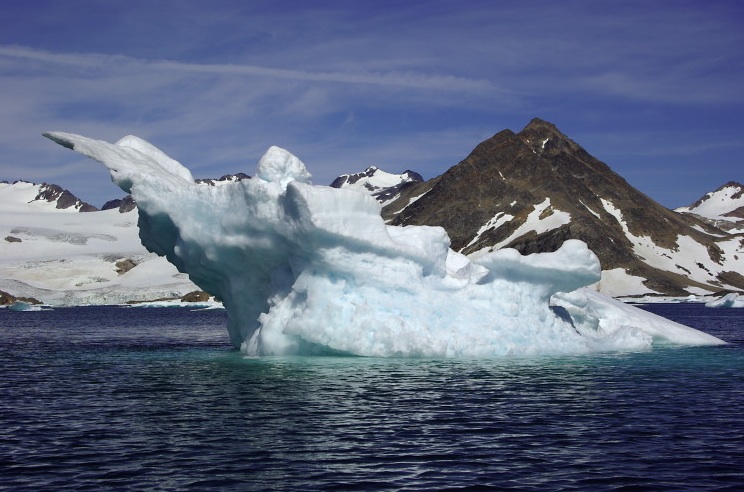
[
  {"xmin": 44, "ymin": 132, "xmax": 725, "ymax": 356},
  {"xmin": 705, "ymin": 293, "xmax": 744, "ymax": 308}
]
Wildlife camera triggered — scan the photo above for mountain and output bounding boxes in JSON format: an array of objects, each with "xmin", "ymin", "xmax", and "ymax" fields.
[
  {"xmin": 676, "ymin": 181, "xmax": 744, "ymax": 231},
  {"xmin": 3, "ymin": 123, "xmax": 742, "ymax": 304},
  {"xmin": 1, "ymin": 180, "xmax": 98, "ymax": 212},
  {"xmin": 344, "ymin": 118, "xmax": 742, "ymax": 297},
  {"xmin": 0, "ymin": 173, "xmax": 255, "ymax": 305},
  {"xmin": 0, "ymin": 180, "xmax": 203, "ymax": 305},
  {"xmin": 330, "ymin": 166, "xmax": 423, "ymax": 205},
  {"xmin": 195, "ymin": 172, "xmax": 251, "ymax": 187},
  {"xmin": 101, "ymin": 194, "xmax": 137, "ymax": 213}
]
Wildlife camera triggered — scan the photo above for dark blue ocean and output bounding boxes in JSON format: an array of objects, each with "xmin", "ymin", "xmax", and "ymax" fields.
[{"xmin": 1, "ymin": 303, "xmax": 743, "ymax": 491}]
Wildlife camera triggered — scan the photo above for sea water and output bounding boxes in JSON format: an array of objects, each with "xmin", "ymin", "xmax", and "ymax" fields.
[{"xmin": 1, "ymin": 304, "xmax": 743, "ymax": 491}]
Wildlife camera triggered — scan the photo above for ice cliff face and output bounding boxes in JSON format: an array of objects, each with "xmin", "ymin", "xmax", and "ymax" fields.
[{"xmin": 44, "ymin": 131, "xmax": 724, "ymax": 356}]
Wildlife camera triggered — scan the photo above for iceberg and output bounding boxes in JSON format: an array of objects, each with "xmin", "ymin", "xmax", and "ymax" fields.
[
  {"xmin": 44, "ymin": 132, "xmax": 725, "ymax": 356},
  {"xmin": 7, "ymin": 301, "xmax": 43, "ymax": 312},
  {"xmin": 705, "ymin": 293, "xmax": 744, "ymax": 308}
]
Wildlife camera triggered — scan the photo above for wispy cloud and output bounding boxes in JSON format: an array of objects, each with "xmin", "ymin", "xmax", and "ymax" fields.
[
  {"xmin": 0, "ymin": 45, "xmax": 498, "ymax": 93},
  {"xmin": 1, "ymin": 1, "xmax": 743, "ymax": 208}
]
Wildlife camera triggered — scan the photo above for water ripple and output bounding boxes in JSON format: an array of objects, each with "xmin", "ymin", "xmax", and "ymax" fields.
[{"xmin": 1, "ymin": 305, "xmax": 743, "ymax": 490}]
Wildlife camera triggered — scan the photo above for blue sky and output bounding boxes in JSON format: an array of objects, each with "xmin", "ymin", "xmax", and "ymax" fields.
[{"xmin": 0, "ymin": 0, "xmax": 741, "ymax": 208}]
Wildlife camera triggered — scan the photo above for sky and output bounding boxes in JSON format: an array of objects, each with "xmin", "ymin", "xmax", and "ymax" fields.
[{"xmin": 0, "ymin": 0, "xmax": 742, "ymax": 209}]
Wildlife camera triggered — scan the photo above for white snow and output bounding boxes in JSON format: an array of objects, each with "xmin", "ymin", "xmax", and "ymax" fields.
[
  {"xmin": 600, "ymin": 198, "xmax": 744, "ymax": 291},
  {"xmin": 43, "ymin": 131, "xmax": 725, "ymax": 356},
  {"xmin": 676, "ymin": 183, "xmax": 744, "ymax": 222},
  {"xmin": 489, "ymin": 198, "xmax": 571, "ymax": 250},
  {"xmin": 579, "ymin": 199, "xmax": 601, "ymax": 219},
  {"xmin": 335, "ymin": 166, "xmax": 416, "ymax": 205},
  {"xmin": 0, "ymin": 181, "xmax": 198, "ymax": 305},
  {"xmin": 462, "ymin": 211, "xmax": 514, "ymax": 251},
  {"xmin": 391, "ymin": 189, "xmax": 430, "ymax": 216},
  {"xmin": 596, "ymin": 268, "xmax": 658, "ymax": 298}
]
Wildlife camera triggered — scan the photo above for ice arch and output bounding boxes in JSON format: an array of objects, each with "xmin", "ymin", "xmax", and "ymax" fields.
[{"xmin": 44, "ymin": 132, "xmax": 724, "ymax": 356}]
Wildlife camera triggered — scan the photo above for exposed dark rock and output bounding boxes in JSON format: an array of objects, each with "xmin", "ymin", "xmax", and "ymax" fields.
[
  {"xmin": 331, "ymin": 167, "xmax": 424, "ymax": 205},
  {"xmin": 716, "ymin": 271, "xmax": 744, "ymax": 291},
  {"xmin": 115, "ymin": 258, "xmax": 139, "ymax": 274},
  {"xmin": 196, "ymin": 173, "xmax": 251, "ymax": 186},
  {"xmin": 723, "ymin": 206, "xmax": 744, "ymax": 220},
  {"xmin": 32, "ymin": 183, "xmax": 98, "ymax": 212},
  {"xmin": 102, "ymin": 194, "xmax": 137, "ymax": 213},
  {"xmin": 0, "ymin": 289, "xmax": 42, "ymax": 306},
  {"xmin": 124, "ymin": 291, "xmax": 213, "ymax": 304},
  {"xmin": 180, "ymin": 291, "xmax": 211, "ymax": 302},
  {"xmin": 383, "ymin": 117, "xmax": 740, "ymax": 296},
  {"xmin": 5, "ymin": 236, "xmax": 21, "ymax": 243}
]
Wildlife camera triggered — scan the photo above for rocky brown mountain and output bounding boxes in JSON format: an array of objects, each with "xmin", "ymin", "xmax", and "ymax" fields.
[
  {"xmin": 29, "ymin": 182, "xmax": 98, "ymax": 212},
  {"xmin": 379, "ymin": 118, "xmax": 743, "ymax": 296}
]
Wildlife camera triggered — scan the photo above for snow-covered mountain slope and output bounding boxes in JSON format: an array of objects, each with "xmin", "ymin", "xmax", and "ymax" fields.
[
  {"xmin": 676, "ymin": 181, "xmax": 744, "ymax": 231},
  {"xmin": 1, "ymin": 180, "xmax": 198, "ymax": 305},
  {"xmin": 330, "ymin": 166, "xmax": 423, "ymax": 205},
  {"xmin": 1, "ymin": 179, "xmax": 98, "ymax": 212},
  {"xmin": 382, "ymin": 118, "xmax": 744, "ymax": 297}
]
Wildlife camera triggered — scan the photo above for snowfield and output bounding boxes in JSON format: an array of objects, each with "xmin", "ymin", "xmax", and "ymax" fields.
[{"xmin": 1, "ymin": 181, "xmax": 198, "ymax": 305}]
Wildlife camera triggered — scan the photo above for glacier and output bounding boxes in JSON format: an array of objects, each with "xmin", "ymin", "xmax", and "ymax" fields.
[{"xmin": 44, "ymin": 131, "xmax": 724, "ymax": 356}]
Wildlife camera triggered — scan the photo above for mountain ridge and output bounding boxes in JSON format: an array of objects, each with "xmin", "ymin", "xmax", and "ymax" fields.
[
  {"xmin": 1, "ymin": 180, "xmax": 98, "ymax": 212},
  {"xmin": 2, "ymin": 121, "xmax": 742, "ymax": 301},
  {"xmin": 335, "ymin": 118, "xmax": 743, "ymax": 297},
  {"xmin": 676, "ymin": 181, "xmax": 744, "ymax": 228}
]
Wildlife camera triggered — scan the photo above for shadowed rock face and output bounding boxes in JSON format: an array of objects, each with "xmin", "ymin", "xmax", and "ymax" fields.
[
  {"xmin": 102, "ymin": 194, "xmax": 137, "ymax": 213},
  {"xmin": 0, "ymin": 289, "xmax": 41, "ymax": 305},
  {"xmin": 195, "ymin": 173, "xmax": 251, "ymax": 186},
  {"xmin": 384, "ymin": 118, "xmax": 743, "ymax": 296},
  {"xmin": 33, "ymin": 183, "xmax": 98, "ymax": 212}
]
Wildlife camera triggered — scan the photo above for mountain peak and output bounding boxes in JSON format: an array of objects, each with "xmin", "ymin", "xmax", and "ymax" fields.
[
  {"xmin": 517, "ymin": 117, "xmax": 580, "ymax": 157},
  {"xmin": 677, "ymin": 181, "xmax": 744, "ymax": 224},
  {"xmin": 330, "ymin": 166, "xmax": 424, "ymax": 205},
  {"xmin": 522, "ymin": 117, "xmax": 560, "ymax": 133},
  {"xmin": 384, "ymin": 119, "xmax": 744, "ymax": 296}
]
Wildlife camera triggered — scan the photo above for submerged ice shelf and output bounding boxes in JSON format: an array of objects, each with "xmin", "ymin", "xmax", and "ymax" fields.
[{"xmin": 44, "ymin": 132, "xmax": 724, "ymax": 356}]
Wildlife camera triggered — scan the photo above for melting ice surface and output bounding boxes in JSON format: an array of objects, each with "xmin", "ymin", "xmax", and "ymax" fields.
[
  {"xmin": 706, "ymin": 293, "xmax": 744, "ymax": 308},
  {"xmin": 44, "ymin": 132, "xmax": 725, "ymax": 356}
]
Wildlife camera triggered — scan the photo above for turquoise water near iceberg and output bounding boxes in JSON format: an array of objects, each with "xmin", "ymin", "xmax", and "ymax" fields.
[{"xmin": 1, "ymin": 303, "xmax": 743, "ymax": 491}]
